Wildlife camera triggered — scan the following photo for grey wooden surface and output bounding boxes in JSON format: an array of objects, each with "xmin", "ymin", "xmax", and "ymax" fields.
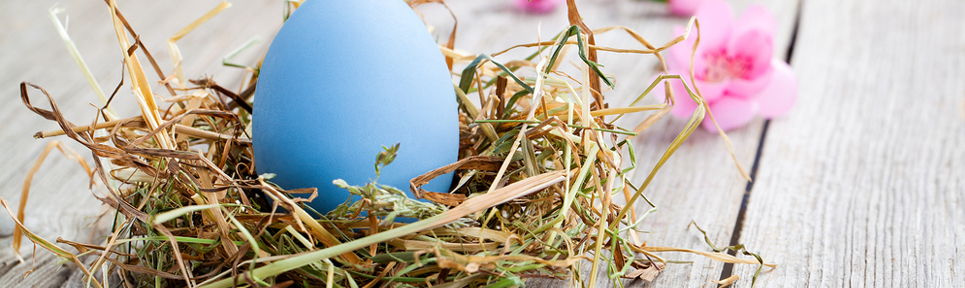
[
  {"xmin": 730, "ymin": 0, "xmax": 965, "ymax": 286},
  {"xmin": 0, "ymin": 0, "xmax": 960, "ymax": 287}
]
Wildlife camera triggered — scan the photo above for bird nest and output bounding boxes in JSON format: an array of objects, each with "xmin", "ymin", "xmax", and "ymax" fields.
[{"xmin": 8, "ymin": 1, "xmax": 772, "ymax": 287}]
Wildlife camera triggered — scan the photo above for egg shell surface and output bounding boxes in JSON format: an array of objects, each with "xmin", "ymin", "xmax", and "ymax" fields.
[{"xmin": 253, "ymin": 0, "xmax": 458, "ymax": 214}]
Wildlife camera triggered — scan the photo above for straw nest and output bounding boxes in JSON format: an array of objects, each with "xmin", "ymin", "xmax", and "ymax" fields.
[{"xmin": 9, "ymin": 1, "xmax": 773, "ymax": 287}]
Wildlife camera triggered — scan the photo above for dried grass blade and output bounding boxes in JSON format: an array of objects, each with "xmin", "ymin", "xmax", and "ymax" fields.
[
  {"xmin": 590, "ymin": 104, "xmax": 665, "ymax": 117},
  {"xmin": 200, "ymin": 171, "xmax": 566, "ymax": 288},
  {"xmin": 14, "ymin": 141, "xmax": 91, "ymax": 254},
  {"xmin": 192, "ymin": 173, "xmax": 240, "ymax": 255},
  {"xmin": 14, "ymin": 141, "xmax": 59, "ymax": 253},
  {"xmin": 627, "ymin": 106, "xmax": 671, "ymax": 140},
  {"xmin": 260, "ymin": 180, "xmax": 363, "ymax": 265},
  {"xmin": 107, "ymin": 0, "xmax": 172, "ymax": 149},
  {"xmin": 587, "ymin": 167, "xmax": 617, "ymax": 287},
  {"xmin": 35, "ymin": 116, "xmax": 141, "ymax": 139},
  {"xmin": 714, "ymin": 275, "xmax": 739, "ymax": 288},
  {"xmin": 611, "ymin": 80, "xmax": 704, "ymax": 232},
  {"xmin": 681, "ymin": 19, "xmax": 750, "ymax": 180},
  {"xmin": 152, "ymin": 204, "xmax": 221, "ymax": 225},
  {"xmin": 1, "ymin": 199, "xmax": 103, "ymax": 288},
  {"xmin": 168, "ymin": 1, "xmax": 232, "ymax": 87},
  {"xmin": 564, "ymin": 0, "xmax": 603, "ymax": 108},
  {"xmin": 641, "ymin": 246, "xmax": 776, "ymax": 267},
  {"xmin": 48, "ymin": 6, "xmax": 117, "ymax": 121}
]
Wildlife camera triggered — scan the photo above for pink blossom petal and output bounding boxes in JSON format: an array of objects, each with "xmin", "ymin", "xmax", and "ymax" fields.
[
  {"xmin": 701, "ymin": 97, "xmax": 758, "ymax": 132},
  {"xmin": 665, "ymin": 0, "xmax": 792, "ymax": 130},
  {"xmin": 727, "ymin": 29, "xmax": 774, "ymax": 79},
  {"xmin": 669, "ymin": 0, "xmax": 707, "ymax": 16},
  {"xmin": 693, "ymin": 78, "xmax": 728, "ymax": 102},
  {"xmin": 757, "ymin": 60, "xmax": 797, "ymax": 118},
  {"xmin": 514, "ymin": 0, "xmax": 563, "ymax": 13},
  {"xmin": 692, "ymin": 0, "xmax": 734, "ymax": 51},
  {"xmin": 668, "ymin": 0, "xmax": 734, "ymax": 70},
  {"xmin": 725, "ymin": 66, "xmax": 773, "ymax": 98},
  {"xmin": 726, "ymin": 4, "xmax": 776, "ymax": 79},
  {"xmin": 732, "ymin": 5, "xmax": 777, "ymax": 39},
  {"xmin": 668, "ymin": 27, "xmax": 714, "ymax": 74}
]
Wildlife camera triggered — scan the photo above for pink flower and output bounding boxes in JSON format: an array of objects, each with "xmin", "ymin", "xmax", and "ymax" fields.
[
  {"xmin": 669, "ymin": 0, "xmax": 707, "ymax": 16},
  {"xmin": 514, "ymin": 0, "xmax": 564, "ymax": 13},
  {"xmin": 663, "ymin": 0, "xmax": 797, "ymax": 132}
]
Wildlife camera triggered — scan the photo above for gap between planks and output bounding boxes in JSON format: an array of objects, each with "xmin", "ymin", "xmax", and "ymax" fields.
[{"xmin": 719, "ymin": 0, "xmax": 803, "ymax": 282}]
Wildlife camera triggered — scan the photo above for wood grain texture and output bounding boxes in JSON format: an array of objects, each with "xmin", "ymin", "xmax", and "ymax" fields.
[
  {"xmin": 732, "ymin": 0, "xmax": 965, "ymax": 286},
  {"xmin": 0, "ymin": 253, "xmax": 76, "ymax": 287}
]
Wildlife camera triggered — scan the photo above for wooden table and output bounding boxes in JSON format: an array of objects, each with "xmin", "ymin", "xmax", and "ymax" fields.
[{"xmin": 1, "ymin": 0, "xmax": 961, "ymax": 287}]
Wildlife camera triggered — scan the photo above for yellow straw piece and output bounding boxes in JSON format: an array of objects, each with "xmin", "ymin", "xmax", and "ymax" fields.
[{"xmin": 168, "ymin": 1, "xmax": 233, "ymax": 88}]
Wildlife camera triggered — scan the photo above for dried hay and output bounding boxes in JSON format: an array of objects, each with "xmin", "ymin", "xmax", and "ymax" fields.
[{"xmin": 8, "ymin": 1, "xmax": 773, "ymax": 287}]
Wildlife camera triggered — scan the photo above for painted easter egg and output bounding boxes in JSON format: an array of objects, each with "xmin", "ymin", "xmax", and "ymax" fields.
[{"xmin": 253, "ymin": 0, "xmax": 458, "ymax": 214}]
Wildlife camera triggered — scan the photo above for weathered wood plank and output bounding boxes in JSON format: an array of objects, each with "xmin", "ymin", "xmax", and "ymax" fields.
[
  {"xmin": 435, "ymin": 0, "xmax": 799, "ymax": 286},
  {"xmin": 732, "ymin": 0, "xmax": 965, "ymax": 286},
  {"xmin": 0, "ymin": 253, "xmax": 76, "ymax": 287}
]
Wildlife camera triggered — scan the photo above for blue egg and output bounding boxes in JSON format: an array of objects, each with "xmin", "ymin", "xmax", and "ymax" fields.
[{"xmin": 253, "ymin": 0, "xmax": 458, "ymax": 214}]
